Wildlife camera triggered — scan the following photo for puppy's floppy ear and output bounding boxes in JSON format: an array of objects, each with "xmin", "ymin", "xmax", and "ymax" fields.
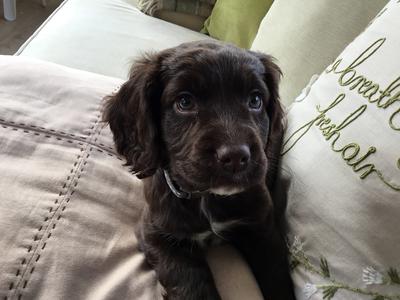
[
  {"xmin": 251, "ymin": 52, "xmax": 285, "ymax": 189},
  {"xmin": 103, "ymin": 53, "xmax": 165, "ymax": 179}
]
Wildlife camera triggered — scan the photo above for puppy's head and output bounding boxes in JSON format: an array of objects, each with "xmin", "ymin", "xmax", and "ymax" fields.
[{"xmin": 104, "ymin": 41, "xmax": 283, "ymax": 195}]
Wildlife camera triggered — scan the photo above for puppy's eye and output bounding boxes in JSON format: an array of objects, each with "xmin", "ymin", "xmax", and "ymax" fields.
[
  {"xmin": 175, "ymin": 93, "xmax": 196, "ymax": 112},
  {"xmin": 248, "ymin": 92, "xmax": 263, "ymax": 110}
]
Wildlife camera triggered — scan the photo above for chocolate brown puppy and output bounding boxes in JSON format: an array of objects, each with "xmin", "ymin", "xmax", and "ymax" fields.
[{"xmin": 103, "ymin": 40, "xmax": 295, "ymax": 300}]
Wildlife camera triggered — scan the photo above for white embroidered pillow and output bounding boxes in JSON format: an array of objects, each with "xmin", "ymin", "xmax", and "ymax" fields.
[{"xmin": 282, "ymin": 1, "xmax": 400, "ymax": 299}]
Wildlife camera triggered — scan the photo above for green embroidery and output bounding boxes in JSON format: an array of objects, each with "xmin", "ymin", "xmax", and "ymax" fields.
[
  {"xmin": 320, "ymin": 257, "xmax": 331, "ymax": 279},
  {"xmin": 389, "ymin": 268, "xmax": 400, "ymax": 285},
  {"xmin": 326, "ymin": 38, "xmax": 400, "ymax": 131},
  {"xmin": 282, "ymin": 94, "xmax": 347, "ymax": 155},
  {"xmin": 363, "ymin": 266, "xmax": 400, "ymax": 286},
  {"xmin": 322, "ymin": 286, "xmax": 339, "ymax": 299},
  {"xmin": 390, "ymin": 108, "xmax": 400, "ymax": 131},
  {"xmin": 282, "ymin": 94, "xmax": 400, "ymax": 192},
  {"xmin": 289, "ymin": 238, "xmax": 400, "ymax": 300}
]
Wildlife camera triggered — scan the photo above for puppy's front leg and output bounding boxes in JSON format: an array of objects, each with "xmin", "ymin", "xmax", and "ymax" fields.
[
  {"xmin": 233, "ymin": 227, "xmax": 295, "ymax": 300},
  {"xmin": 144, "ymin": 236, "xmax": 221, "ymax": 300}
]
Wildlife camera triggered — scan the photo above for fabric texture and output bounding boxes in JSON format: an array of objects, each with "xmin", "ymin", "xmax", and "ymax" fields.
[
  {"xmin": 16, "ymin": 0, "xmax": 211, "ymax": 79},
  {"xmin": 202, "ymin": 0, "xmax": 273, "ymax": 49},
  {"xmin": 0, "ymin": 55, "xmax": 262, "ymax": 300},
  {"xmin": 251, "ymin": 0, "xmax": 388, "ymax": 106},
  {"xmin": 138, "ymin": 0, "xmax": 215, "ymax": 17},
  {"xmin": 280, "ymin": 1, "xmax": 400, "ymax": 299},
  {"xmin": 153, "ymin": 10, "xmax": 207, "ymax": 31}
]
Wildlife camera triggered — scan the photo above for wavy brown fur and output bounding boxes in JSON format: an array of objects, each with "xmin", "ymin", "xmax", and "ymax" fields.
[{"xmin": 103, "ymin": 40, "xmax": 294, "ymax": 300}]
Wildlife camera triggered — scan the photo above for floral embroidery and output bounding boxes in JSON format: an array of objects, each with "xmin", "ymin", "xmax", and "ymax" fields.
[
  {"xmin": 289, "ymin": 236, "xmax": 400, "ymax": 300},
  {"xmin": 364, "ymin": 267, "xmax": 385, "ymax": 285},
  {"xmin": 388, "ymin": 269, "xmax": 400, "ymax": 285},
  {"xmin": 362, "ymin": 267, "xmax": 400, "ymax": 286},
  {"xmin": 304, "ymin": 283, "xmax": 318, "ymax": 299},
  {"xmin": 291, "ymin": 235, "xmax": 305, "ymax": 254}
]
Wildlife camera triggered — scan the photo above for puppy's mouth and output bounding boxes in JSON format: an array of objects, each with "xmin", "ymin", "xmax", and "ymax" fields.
[
  {"xmin": 171, "ymin": 158, "xmax": 267, "ymax": 197},
  {"xmin": 209, "ymin": 161, "xmax": 266, "ymax": 194}
]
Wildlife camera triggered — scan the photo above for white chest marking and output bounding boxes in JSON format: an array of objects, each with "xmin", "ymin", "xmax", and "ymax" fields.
[
  {"xmin": 191, "ymin": 219, "xmax": 242, "ymax": 246},
  {"xmin": 194, "ymin": 197, "xmax": 244, "ymax": 246}
]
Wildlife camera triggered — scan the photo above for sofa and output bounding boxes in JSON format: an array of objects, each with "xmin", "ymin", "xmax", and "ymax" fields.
[{"xmin": 1, "ymin": 0, "xmax": 396, "ymax": 299}]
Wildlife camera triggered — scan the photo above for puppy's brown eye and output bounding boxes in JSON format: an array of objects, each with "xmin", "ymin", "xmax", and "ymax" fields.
[
  {"xmin": 248, "ymin": 92, "xmax": 263, "ymax": 110},
  {"xmin": 176, "ymin": 93, "xmax": 196, "ymax": 112}
]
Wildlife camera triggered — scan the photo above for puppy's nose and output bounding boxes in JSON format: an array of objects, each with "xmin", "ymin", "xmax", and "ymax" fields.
[{"xmin": 216, "ymin": 144, "xmax": 250, "ymax": 173}]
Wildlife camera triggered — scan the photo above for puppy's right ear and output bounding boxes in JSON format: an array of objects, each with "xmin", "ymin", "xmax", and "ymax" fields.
[{"xmin": 103, "ymin": 53, "xmax": 164, "ymax": 178}]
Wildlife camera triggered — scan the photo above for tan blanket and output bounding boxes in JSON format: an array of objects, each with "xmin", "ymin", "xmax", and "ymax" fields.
[{"xmin": 0, "ymin": 56, "xmax": 261, "ymax": 300}]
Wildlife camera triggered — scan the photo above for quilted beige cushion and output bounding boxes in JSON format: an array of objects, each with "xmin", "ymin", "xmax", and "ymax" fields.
[{"xmin": 0, "ymin": 55, "xmax": 261, "ymax": 300}]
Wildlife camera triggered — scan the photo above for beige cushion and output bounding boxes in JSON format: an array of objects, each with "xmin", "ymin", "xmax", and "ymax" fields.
[
  {"xmin": 280, "ymin": 1, "xmax": 400, "ymax": 299},
  {"xmin": 16, "ymin": 0, "xmax": 211, "ymax": 79},
  {"xmin": 0, "ymin": 55, "xmax": 261, "ymax": 300},
  {"xmin": 251, "ymin": 0, "xmax": 388, "ymax": 106}
]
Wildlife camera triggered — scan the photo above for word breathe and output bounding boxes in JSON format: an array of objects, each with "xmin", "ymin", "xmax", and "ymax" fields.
[
  {"xmin": 283, "ymin": 38, "xmax": 400, "ymax": 192},
  {"xmin": 326, "ymin": 38, "xmax": 400, "ymax": 131}
]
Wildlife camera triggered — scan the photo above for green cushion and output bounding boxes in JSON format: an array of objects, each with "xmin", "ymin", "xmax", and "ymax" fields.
[{"xmin": 202, "ymin": 0, "xmax": 273, "ymax": 49}]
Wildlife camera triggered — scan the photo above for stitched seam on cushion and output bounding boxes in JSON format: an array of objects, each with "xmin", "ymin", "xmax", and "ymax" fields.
[
  {"xmin": 0, "ymin": 124, "xmax": 122, "ymax": 161},
  {"xmin": 4, "ymin": 91, "xmax": 122, "ymax": 299},
  {"xmin": 6, "ymin": 113, "xmax": 98, "ymax": 299},
  {"xmin": 0, "ymin": 118, "xmax": 117, "ymax": 155},
  {"xmin": 10, "ymin": 122, "xmax": 101, "ymax": 300}
]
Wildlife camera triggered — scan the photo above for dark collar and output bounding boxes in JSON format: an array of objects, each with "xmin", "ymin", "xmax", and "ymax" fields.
[{"xmin": 163, "ymin": 169, "xmax": 206, "ymax": 199}]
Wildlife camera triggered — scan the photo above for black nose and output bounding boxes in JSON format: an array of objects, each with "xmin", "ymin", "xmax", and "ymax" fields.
[{"xmin": 216, "ymin": 144, "xmax": 250, "ymax": 173}]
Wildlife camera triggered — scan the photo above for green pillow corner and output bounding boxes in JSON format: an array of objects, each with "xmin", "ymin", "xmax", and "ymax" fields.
[{"xmin": 202, "ymin": 0, "xmax": 273, "ymax": 49}]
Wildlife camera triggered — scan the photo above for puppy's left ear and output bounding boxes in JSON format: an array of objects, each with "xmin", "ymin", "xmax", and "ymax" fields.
[{"xmin": 251, "ymin": 52, "xmax": 285, "ymax": 189}]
